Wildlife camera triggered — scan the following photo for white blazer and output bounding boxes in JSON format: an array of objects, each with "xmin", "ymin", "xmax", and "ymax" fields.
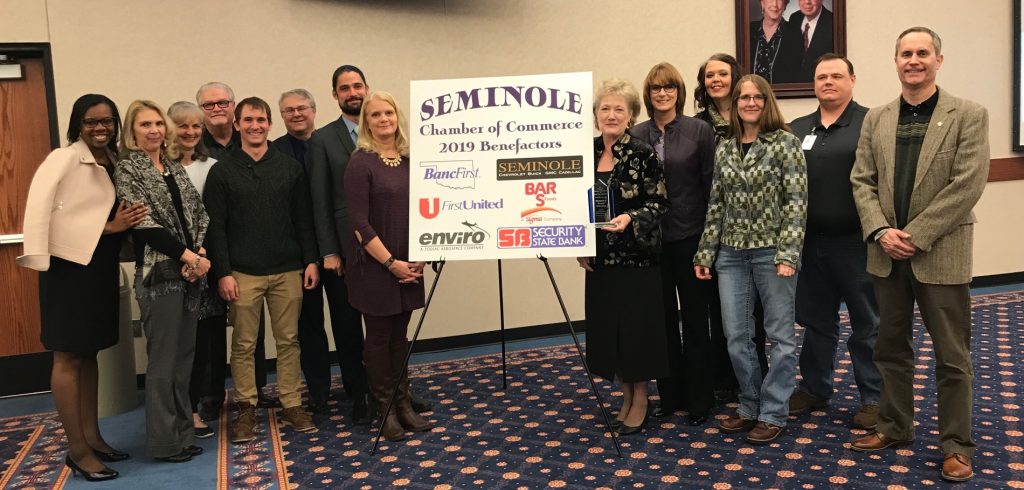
[{"xmin": 17, "ymin": 139, "xmax": 116, "ymax": 271}]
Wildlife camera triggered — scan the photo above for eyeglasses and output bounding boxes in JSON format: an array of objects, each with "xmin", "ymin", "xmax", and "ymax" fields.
[
  {"xmin": 82, "ymin": 117, "xmax": 115, "ymax": 128},
  {"xmin": 649, "ymin": 84, "xmax": 678, "ymax": 94},
  {"xmin": 738, "ymin": 94, "xmax": 767, "ymax": 103},
  {"xmin": 282, "ymin": 105, "xmax": 312, "ymax": 116},
  {"xmin": 200, "ymin": 100, "xmax": 232, "ymax": 111}
]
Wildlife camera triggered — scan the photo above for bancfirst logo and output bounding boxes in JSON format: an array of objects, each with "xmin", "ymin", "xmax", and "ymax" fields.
[
  {"xmin": 420, "ymin": 160, "xmax": 480, "ymax": 190},
  {"xmin": 419, "ymin": 197, "xmax": 504, "ymax": 219},
  {"xmin": 419, "ymin": 221, "xmax": 490, "ymax": 251},
  {"xmin": 497, "ymin": 225, "xmax": 586, "ymax": 249}
]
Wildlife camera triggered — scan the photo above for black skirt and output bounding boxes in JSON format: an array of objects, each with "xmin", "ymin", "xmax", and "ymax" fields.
[
  {"xmin": 39, "ymin": 232, "xmax": 121, "ymax": 353},
  {"xmin": 584, "ymin": 265, "xmax": 670, "ymax": 383}
]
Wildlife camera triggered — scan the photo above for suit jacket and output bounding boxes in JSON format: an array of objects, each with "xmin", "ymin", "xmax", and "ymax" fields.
[
  {"xmin": 786, "ymin": 8, "xmax": 834, "ymax": 82},
  {"xmin": 850, "ymin": 88, "xmax": 990, "ymax": 284},
  {"xmin": 18, "ymin": 140, "xmax": 117, "ymax": 271},
  {"xmin": 307, "ymin": 115, "xmax": 358, "ymax": 261}
]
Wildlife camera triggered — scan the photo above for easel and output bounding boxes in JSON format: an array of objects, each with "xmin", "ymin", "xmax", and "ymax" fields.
[{"xmin": 370, "ymin": 256, "xmax": 623, "ymax": 458}]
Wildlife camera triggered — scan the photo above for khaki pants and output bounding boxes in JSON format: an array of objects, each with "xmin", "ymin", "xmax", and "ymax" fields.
[
  {"xmin": 872, "ymin": 260, "xmax": 975, "ymax": 457},
  {"xmin": 229, "ymin": 270, "xmax": 303, "ymax": 408}
]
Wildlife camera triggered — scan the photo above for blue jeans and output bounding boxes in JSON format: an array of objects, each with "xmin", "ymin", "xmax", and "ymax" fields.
[
  {"xmin": 715, "ymin": 246, "xmax": 799, "ymax": 427},
  {"xmin": 795, "ymin": 232, "xmax": 881, "ymax": 405}
]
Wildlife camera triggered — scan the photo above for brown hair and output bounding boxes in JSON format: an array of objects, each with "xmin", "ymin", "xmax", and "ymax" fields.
[
  {"xmin": 728, "ymin": 74, "xmax": 790, "ymax": 140},
  {"xmin": 642, "ymin": 62, "xmax": 686, "ymax": 118}
]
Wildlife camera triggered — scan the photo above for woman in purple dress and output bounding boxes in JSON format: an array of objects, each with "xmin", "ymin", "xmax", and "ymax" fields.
[{"xmin": 343, "ymin": 91, "xmax": 432, "ymax": 442}]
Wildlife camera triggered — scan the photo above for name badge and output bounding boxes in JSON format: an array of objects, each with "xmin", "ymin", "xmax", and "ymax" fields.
[{"xmin": 801, "ymin": 135, "xmax": 817, "ymax": 150}]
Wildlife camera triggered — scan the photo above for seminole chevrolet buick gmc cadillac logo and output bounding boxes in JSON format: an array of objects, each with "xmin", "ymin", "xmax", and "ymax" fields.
[{"xmin": 496, "ymin": 155, "xmax": 583, "ymax": 180}]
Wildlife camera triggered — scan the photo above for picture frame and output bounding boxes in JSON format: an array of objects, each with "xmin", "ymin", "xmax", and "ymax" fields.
[
  {"xmin": 735, "ymin": 0, "xmax": 847, "ymax": 98},
  {"xmin": 1013, "ymin": 0, "xmax": 1023, "ymax": 151}
]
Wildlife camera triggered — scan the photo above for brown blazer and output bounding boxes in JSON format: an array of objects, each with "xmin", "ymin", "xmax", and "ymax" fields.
[
  {"xmin": 17, "ymin": 140, "xmax": 116, "ymax": 271},
  {"xmin": 850, "ymin": 88, "xmax": 990, "ymax": 285}
]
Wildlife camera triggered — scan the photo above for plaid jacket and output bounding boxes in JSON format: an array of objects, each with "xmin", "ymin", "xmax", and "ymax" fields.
[{"xmin": 694, "ymin": 128, "xmax": 807, "ymax": 268}]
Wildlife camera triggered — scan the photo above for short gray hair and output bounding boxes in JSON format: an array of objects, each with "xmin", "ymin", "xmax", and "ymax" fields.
[
  {"xmin": 195, "ymin": 82, "xmax": 235, "ymax": 104},
  {"xmin": 895, "ymin": 27, "xmax": 942, "ymax": 56},
  {"xmin": 278, "ymin": 89, "xmax": 316, "ymax": 109},
  {"xmin": 593, "ymin": 78, "xmax": 641, "ymax": 128}
]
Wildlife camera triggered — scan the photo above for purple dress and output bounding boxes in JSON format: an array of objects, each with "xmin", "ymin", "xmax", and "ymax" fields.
[{"xmin": 343, "ymin": 150, "xmax": 425, "ymax": 317}]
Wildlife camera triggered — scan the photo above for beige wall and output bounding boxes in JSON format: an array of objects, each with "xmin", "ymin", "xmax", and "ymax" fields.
[{"xmin": 4, "ymin": 0, "xmax": 1021, "ymax": 354}]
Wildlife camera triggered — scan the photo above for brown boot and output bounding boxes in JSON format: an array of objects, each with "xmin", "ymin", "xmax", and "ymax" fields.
[
  {"xmin": 364, "ymin": 342, "xmax": 406, "ymax": 442},
  {"xmin": 392, "ymin": 338, "xmax": 433, "ymax": 433}
]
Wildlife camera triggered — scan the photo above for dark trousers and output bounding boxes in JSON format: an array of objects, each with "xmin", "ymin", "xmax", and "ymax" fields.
[
  {"xmin": 324, "ymin": 271, "xmax": 368, "ymax": 396},
  {"xmin": 298, "ymin": 267, "xmax": 368, "ymax": 403},
  {"xmin": 795, "ymin": 232, "xmax": 881, "ymax": 404},
  {"xmin": 193, "ymin": 310, "xmax": 268, "ymax": 411},
  {"xmin": 190, "ymin": 313, "xmax": 226, "ymax": 412},
  {"xmin": 657, "ymin": 237, "xmax": 715, "ymax": 416},
  {"xmin": 873, "ymin": 260, "xmax": 975, "ymax": 457}
]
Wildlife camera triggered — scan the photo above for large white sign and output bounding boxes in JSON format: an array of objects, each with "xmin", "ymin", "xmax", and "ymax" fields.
[{"xmin": 409, "ymin": 72, "xmax": 596, "ymax": 261}]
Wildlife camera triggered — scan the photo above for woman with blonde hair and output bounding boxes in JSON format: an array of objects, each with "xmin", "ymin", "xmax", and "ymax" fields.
[
  {"xmin": 115, "ymin": 100, "xmax": 210, "ymax": 461},
  {"xmin": 579, "ymin": 79, "xmax": 670, "ymax": 435},
  {"xmin": 168, "ymin": 101, "xmax": 225, "ymax": 440},
  {"xmin": 694, "ymin": 74, "xmax": 807, "ymax": 445},
  {"xmin": 344, "ymin": 91, "xmax": 432, "ymax": 441}
]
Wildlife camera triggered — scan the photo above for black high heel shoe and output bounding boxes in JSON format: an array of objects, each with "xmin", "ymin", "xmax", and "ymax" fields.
[
  {"xmin": 93, "ymin": 448, "xmax": 130, "ymax": 462},
  {"xmin": 617, "ymin": 414, "xmax": 648, "ymax": 435},
  {"xmin": 65, "ymin": 455, "xmax": 119, "ymax": 481}
]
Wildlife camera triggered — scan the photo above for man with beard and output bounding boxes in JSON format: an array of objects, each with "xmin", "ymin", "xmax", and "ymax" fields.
[{"xmin": 306, "ymin": 66, "xmax": 433, "ymax": 425}]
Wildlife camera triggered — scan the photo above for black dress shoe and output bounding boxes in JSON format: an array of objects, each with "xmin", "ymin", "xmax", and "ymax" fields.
[
  {"xmin": 409, "ymin": 390, "xmax": 433, "ymax": 413},
  {"xmin": 607, "ymin": 419, "xmax": 624, "ymax": 431},
  {"xmin": 194, "ymin": 425, "xmax": 214, "ymax": 439},
  {"xmin": 652, "ymin": 406, "xmax": 676, "ymax": 419},
  {"xmin": 66, "ymin": 456, "xmax": 118, "ymax": 481},
  {"xmin": 307, "ymin": 399, "xmax": 329, "ymax": 415},
  {"xmin": 352, "ymin": 393, "xmax": 371, "ymax": 425},
  {"xmin": 617, "ymin": 415, "xmax": 647, "ymax": 435},
  {"xmin": 156, "ymin": 450, "xmax": 192, "ymax": 463},
  {"xmin": 256, "ymin": 392, "xmax": 282, "ymax": 409},
  {"xmin": 93, "ymin": 447, "xmax": 130, "ymax": 462},
  {"xmin": 184, "ymin": 445, "xmax": 204, "ymax": 456},
  {"xmin": 686, "ymin": 413, "xmax": 709, "ymax": 426}
]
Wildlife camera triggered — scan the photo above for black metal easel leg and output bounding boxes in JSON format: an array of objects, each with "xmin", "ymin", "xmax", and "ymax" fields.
[
  {"xmin": 370, "ymin": 260, "xmax": 446, "ymax": 455},
  {"xmin": 537, "ymin": 255, "xmax": 623, "ymax": 458},
  {"xmin": 498, "ymin": 260, "xmax": 507, "ymax": 389}
]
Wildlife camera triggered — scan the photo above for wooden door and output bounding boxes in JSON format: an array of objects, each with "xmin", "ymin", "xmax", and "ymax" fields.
[{"xmin": 0, "ymin": 54, "xmax": 53, "ymax": 357}]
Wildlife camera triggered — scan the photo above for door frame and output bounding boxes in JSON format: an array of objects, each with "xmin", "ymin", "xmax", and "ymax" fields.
[{"xmin": 0, "ymin": 42, "xmax": 59, "ymax": 397}]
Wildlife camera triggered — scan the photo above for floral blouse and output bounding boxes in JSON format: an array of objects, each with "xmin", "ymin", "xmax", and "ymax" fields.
[{"xmin": 591, "ymin": 133, "xmax": 669, "ymax": 268}]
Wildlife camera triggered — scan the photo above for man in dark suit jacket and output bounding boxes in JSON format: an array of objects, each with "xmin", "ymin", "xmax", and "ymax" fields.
[
  {"xmin": 786, "ymin": 0, "xmax": 834, "ymax": 82},
  {"xmin": 849, "ymin": 27, "xmax": 989, "ymax": 483},
  {"xmin": 306, "ymin": 65, "xmax": 433, "ymax": 420}
]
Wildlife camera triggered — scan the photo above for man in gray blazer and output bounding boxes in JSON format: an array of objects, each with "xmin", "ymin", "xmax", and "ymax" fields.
[
  {"xmin": 306, "ymin": 65, "xmax": 432, "ymax": 421},
  {"xmin": 849, "ymin": 27, "xmax": 989, "ymax": 483}
]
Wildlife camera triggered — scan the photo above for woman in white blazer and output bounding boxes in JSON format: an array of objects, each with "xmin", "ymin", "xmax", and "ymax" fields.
[{"xmin": 18, "ymin": 94, "xmax": 147, "ymax": 481}]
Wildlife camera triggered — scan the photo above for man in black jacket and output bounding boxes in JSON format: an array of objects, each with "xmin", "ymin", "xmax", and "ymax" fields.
[
  {"xmin": 785, "ymin": 0, "xmax": 834, "ymax": 82},
  {"xmin": 307, "ymin": 65, "xmax": 434, "ymax": 418}
]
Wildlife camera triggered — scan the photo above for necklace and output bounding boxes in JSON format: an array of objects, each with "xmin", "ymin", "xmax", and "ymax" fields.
[{"xmin": 379, "ymin": 154, "xmax": 402, "ymax": 167}]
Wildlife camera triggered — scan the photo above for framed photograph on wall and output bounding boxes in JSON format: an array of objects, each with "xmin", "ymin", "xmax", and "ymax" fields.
[
  {"xmin": 735, "ymin": 0, "xmax": 847, "ymax": 98},
  {"xmin": 1013, "ymin": 0, "xmax": 1024, "ymax": 151}
]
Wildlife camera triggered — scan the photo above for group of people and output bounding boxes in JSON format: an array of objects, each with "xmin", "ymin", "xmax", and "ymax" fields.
[
  {"xmin": 578, "ymin": 26, "xmax": 987, "ymax": 483},
  {"xmin": 18, "ymin": 25, "xmax": 987, "ymax": 484},
  {"xmin": 19, "ymin": 66, "xmax": 435, "ymax": 481}
]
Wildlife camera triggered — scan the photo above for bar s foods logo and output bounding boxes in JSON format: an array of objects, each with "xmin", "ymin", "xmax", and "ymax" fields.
[
  {"xmin": 497, "ymin": 225, "xmax": 585, "ymax": 249},
  {"xmin": 419, "ymin": 221, "xmax": 490, "ymax": 251},
  {"xmin": 520, "ymin": 181, "xmax": 561, "ymax": 223},
  {"xmin": 496, "ymin": 155, "xmax": 583, "ymax": 181}
]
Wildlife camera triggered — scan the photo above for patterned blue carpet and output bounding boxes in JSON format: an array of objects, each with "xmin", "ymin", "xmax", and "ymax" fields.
[{"xmin": 2, "ymin": 290, "xmax": 1022, "ymax": 489}]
